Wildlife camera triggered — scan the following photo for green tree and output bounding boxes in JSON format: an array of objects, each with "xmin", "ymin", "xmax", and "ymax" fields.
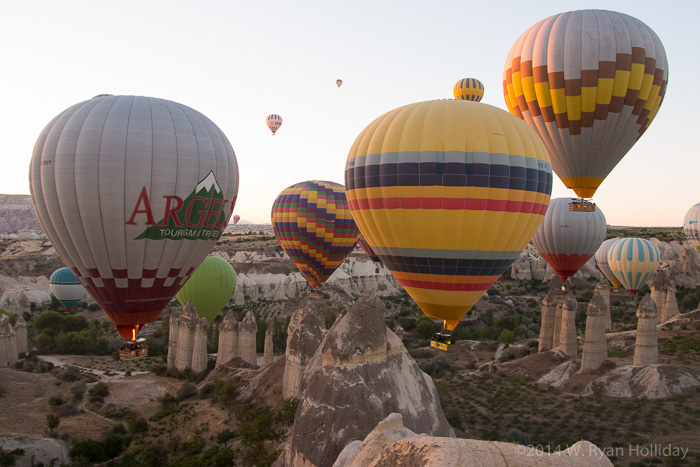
[
  {"xmin": 323, "ymin": 309, "xmax": 336, "ymax": 330},
  {"xmin": 34, "ymin": 310, "xmax": 65, "ymax": 334},
  {"xmin": 46, "ymin": 413, "xmax": 60, "ymax": 432},
  {"xmin": 499, "ymin": 329, "xmax": 515, "ymax": 344},
  {"xmin": 416, "ymin": 319, "xmax": 435, "ymax": 339},
  {"xmin": 36, "ymin": 333, "xmax": 53, "ymax": 353},
  {"xmin": 63, "ymin": 315, "xmax": 89, "ymax": 333}
]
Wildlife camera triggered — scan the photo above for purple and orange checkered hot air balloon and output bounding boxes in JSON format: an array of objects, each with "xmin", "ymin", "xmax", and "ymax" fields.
[
  {"xmin": 271, "ymin": 181, "xmax": 360, "ymax": 288},
  {"xmin": 345, "ymin": 99, "xmax": 552, "ymax": 331},
  {"xmin": 503, "ymin": 9, "xmax": 668, "ymax": 199}
]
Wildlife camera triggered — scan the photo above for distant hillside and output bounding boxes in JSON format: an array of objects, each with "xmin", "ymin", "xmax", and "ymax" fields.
[{"xmin": 0, "ymin": 195, "xmax": 44, "ymax": 238}]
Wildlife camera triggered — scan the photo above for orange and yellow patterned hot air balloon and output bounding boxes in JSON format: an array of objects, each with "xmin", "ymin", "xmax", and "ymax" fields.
[
  {"xmin": 345, "ymin": 99, "xmax": 552, "ymax": 330},
  {"xmin": 503, "ymin": 10, "xmax": 668, "ymax": 199},
  {"xmin": 271, "ymin": 181, "xmax": 360, "ymax": 288}
]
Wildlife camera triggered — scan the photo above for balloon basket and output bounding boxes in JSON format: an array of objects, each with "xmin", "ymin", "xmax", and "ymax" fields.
[
  {"xmin": 430, "ymin": 332, "xmax": 454, "ymax": 352},
  {"xmin": 568, "ymin": 199, "xmax": 596, "ymax": 212},
  {"xmin": 119, "ymin": 341, "xmax": 148, "ymax": 360},
  {"xmin": 309, "ymin": 291, "xmax": 323, "ymax": 298}
]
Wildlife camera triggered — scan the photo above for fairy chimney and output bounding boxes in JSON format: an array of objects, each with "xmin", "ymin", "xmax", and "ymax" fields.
[
  {"xmin": 581, "ymin": 291, "xmax": 608, "ymax": 371},
  {"xmin": 552, "ymin": 301, "xmax": 564, "ymax": 350},
  {"xmin": 560, "ymin": 293, "xmax": 578, "ymax": 358},
  {"xmin": 263, "ymin": 325, "xmax": 275, "ymax": 367},
  {"xmin": 596, "ymin": 278, "xmax": 612, "ymax": 331},
  {"xmin": 634, "ymin": 295, "xmax": 659, "ymax": 366},
  {"xmin": 662, "ymin": 284, "xmax": 680, "ymax": 323},
  {"xmin": 14, "ymin": 316, "xmax": 27, "ymax": 355},
  {"xmin": 216, "ymin": 312, "xmax": 239, "ymax": 368},
  {"xmin": 238, "ymin": 310, "xmax": 258, "ymax": 366},
  {"xmin": 191, "ymin": 318, "xmax": 209, "ymax": 373},
  {"xmin": 175, "ymin": 303, "xmax": 197, "ymax": 371},
  {"xmin": 283, "ymin": 301, "xmax": 326, "ymax": 399},
  {"xmin": 167, "ymin": 309, "xmax": 181, "ymax": 367},
  {"xmin": 539, "ymin": 290, "xmax": 557, "ymax": 352},
  {"xmin": 650, "ymin": 270, "xmax": 671, "ymax": 324}
]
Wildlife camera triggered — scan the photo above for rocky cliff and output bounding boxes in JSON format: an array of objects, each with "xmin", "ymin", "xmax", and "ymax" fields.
[{"xmin": 0, "ymin": 195, "xmax": 44, "ymax": 239}]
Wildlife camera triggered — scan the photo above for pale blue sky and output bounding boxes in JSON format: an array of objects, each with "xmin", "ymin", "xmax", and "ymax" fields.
[{"xmin": 1, "ymin": 0, "xmax": 696, "ymax": 226}]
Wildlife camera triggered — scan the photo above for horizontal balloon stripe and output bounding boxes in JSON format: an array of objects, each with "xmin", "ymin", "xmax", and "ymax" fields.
[
  {"xmin": 348, "ymin": 185, "xmax": 547, "ymax": 204},
  {"xmin": 348, "ymin": 196, "xmax": 548, "ymax": 215},
  {"xmin": 399, "ymin": 279, "xmax": 492, "ymax": 291},
  {"xmin": 390, "ymin": 270, "xmax": 501, "ymax": 283},
  {"xmin": 376, "ymin": 254, "xmax": 517, "ymax": 276},
  {"xmin": 374, "ymin": 247, "xmax": 523, "ymax": 261},
  {"xmin": 348, "ymin": 150, "xmax": 547, "ymax": 169}
]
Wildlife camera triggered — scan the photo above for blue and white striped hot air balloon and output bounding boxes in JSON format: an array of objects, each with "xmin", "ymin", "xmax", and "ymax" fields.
[
  {"xmin": 49, "ymin": 267, "xmax": 86, "ymax": 309},
  {"xmin": 607, "ymin": 238, "xmax": 660, "ymax": 295}
]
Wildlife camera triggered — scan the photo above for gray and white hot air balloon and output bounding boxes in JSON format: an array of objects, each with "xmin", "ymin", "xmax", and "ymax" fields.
[{"xmin": 30, "ymin": 95, "xmax": 239, "ymax": 339}]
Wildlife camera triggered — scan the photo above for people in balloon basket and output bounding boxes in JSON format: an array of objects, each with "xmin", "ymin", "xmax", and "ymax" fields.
[{"xmin": 120, "ymin": 341, "xmax": 146, "ymax": 352}]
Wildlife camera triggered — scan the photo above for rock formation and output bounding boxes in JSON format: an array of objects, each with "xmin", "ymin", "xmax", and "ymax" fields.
[
  {"xmin": 287, "ymin": 292, "xmax": 454, "ymax": 467},
  {"xmin": 552, "ymin": 301, "xmax": 563, "ymax": 350},
  {"xmin": 238, "ymin": 310, "xmax": 258, "ymax": 366},
  {"xmin": 174, "ymin": 303, "xmax": 197, "ymax": 371},
  {"xmin": 584, "ymin": 364, "xmax": 700, "ymax": 399},
  {"xmin": 634, "ymin": 295, "xmax": 659, "ymax": 366},
  {"xmin": 14, "ymin": 316, "xmax": 27, "ymax": 355},
  {"xmin": 0, "ymin": 315, "xmax": 17, "ymax": 367},
  {"xmin": 596, "ymin": 278, "xmax": 612, "ymax": 330},
  {"xmin": 0, "ymin": 435, "xmax": 71, "ymax": 467},
  {"xmin": 394, "ymin": 324, "xmax": 404, "ymax": 340},
  {"xmin": 333, "ymin": 413, "xmax": 612, "ymax": 467},
  {"xmin": 560, "ymin": 293, "xmax": 578, "ymax": 358},
  {"xmin": 191, "ymin": 318, "xmax": 209, "ymax": 373},
  {"xmin": 538, "ymin": 290, "xmax": 557, "ymax": 352},
  {"xmin": 283, "ymin": 301, "xmax": 326, "ymax": 399},
  {"xmin": 263, "ymin": 324, "xmax": 275, "ymax": 367},
  {"xmin": 167, "ymin": 309, "xmax": 181, "ymax": 367},
  {"xmin": 216, "ymin": 312, "xmax": 239, "ymax": 368},
  {"xmin": 663, "ymin": 283, "xmax": 680, "ymax": 323},
  {"xmin": 581, "ymin": 291, "xmax": 608, "ymax": 372}
]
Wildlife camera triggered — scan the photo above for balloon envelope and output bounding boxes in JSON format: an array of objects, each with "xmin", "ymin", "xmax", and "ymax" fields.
[
  {"xmin": 30, "ymin": 95, "xmax": 239, "ymax": 339},
  {"xmin": 233, "ymin": 215, "xmax": 241, "ymax": 224},
  {"xmin": 683, "ymin": 203, "xmax": 700, "ymax": 253},
  {"xmin": 453, "ymin": 78, "xmax": 484, "ymax": 101},
  {"xmin": 266, "ymin": 114, "xmax": 283, "ymax": 135},
  {"xmin": 271, "ymin": 181, "xmax": 360, "ymax": 288},
  {"xmin": 176, "ymin": 255, "xmax": 237, "ymax": 323},
  {"xmin": 358, "ymin": 237, "xmax": 381, "ymax": 263},
  {"xmin": 532, "ymin": 198, "xmax": 606, "ymax": 283},
  {"xmin": 503, "ymin": 10, "xmax": 668, "ymax": 198},
  {"xmin": 336, "ymin": 79, "xmax": 343, "ymax": 87},
  {"xmin": 49, "ymin": 267, "xmax": 86, "ymax": 309},
  {"xmin": 608, "ymin": 238, "xmax": 660, "ymax": 294},
  {"xmin": 595, "ymin": 238, "xmax": 623, "ymax": 288},
  {"xmin": 345, "ymin": 99, "xmax": 552, "ymax": 330}
]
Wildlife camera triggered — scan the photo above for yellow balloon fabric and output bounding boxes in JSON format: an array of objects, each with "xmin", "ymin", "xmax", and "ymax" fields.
[
  {"xmin": 503, "ymin": 10, "xmax": 668, "ymax": 199},
  {"xmin": 345, "ymin": 100, "xmax": 552, "ymax": 329},
  {"xmin": 453, "ymin": 78, "xmax": 484, "ymax": 102},
  {"xmin": 607, "ymin": 238, "xmax": 660, "ymax": 295},
  {"xmin": 176, "ymin": 256, "xmax": 237, "ymax": 323}
]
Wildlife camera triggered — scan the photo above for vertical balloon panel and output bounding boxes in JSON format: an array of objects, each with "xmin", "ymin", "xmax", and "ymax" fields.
[
  {"xmin": 607, "ymin": 238, "xmax": 660, "ymax": 294},
  {"xmin": 30, "ymin": 95, "xmax": 239, "ymax": 338}
]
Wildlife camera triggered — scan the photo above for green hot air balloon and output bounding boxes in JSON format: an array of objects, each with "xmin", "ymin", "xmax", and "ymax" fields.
[{"xmin": 176, "ymin": 255, "xmax": 237, "ymax": 323}]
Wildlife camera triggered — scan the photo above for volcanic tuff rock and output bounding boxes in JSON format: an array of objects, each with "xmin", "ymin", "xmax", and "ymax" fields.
[
  {"xmin": 283, "ymin": 300, "xmax": 326, "ymax": 399},
  {"xmin": 0, "ymin": 195, "xmax": 44, "ymax": 238},
  {"xmin": 634, "ymin": 295, "xmax": 659, "ymax": 366},
  {"xmin": 583, "ymin": 365, "xmax": 700, "ymax": 399},
  {"xmin": 333, "ymin": 413, "xmax": 612, "ymax": 467},
  {"xmin": 287, "ymin": 292, "xmax": 454, "ymax": 467},
  {"xmin": 0, "ymin": 434, "xmax": 70, "ymax": 467},
  {"xmin": 580, "ymin": 291, "xmax": 608, "ymax": 372}
]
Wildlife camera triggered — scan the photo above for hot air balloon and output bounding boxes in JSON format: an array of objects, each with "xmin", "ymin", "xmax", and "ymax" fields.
[
  {"xmin": 30, "ymin": 95, "xmax": 239, "ymax": 339},
  {"xmin": 532, "ymin": 198, "xmax": 606, "ymax": 284},
  {"xmin": 49, "ymin": 267, "xmax": 86, "ymax": 310},
  {"xmin": 345, "ymin": 99, "xmax": 552, "ymax": 331},
  {"xmin": 453, "ymin": 78, "xmax": 484, "ymax": 101},
  {"xmin": 266, "ymin": 114, "xmax": 283, "ymax": 135},
  {"xmin": 503, "ymin": 10, "xmax": 668, "ymax": 199},
  {"xmin": 683, "ymin": 203, "xmax": 700, "ymax": 253},
  {"xmin": 595, "ymin": 238, "xmax": 623, "ymax": 289},
  {"xmin": 336, "ymin": 79, "xmax": 343, "ymax": 88},
  {"xmin": 271, "ymin": 181, "xmax": 360, "ymax": 288},
  {"xmin": 233, "ymin": 215, "xmax": 241, "ymax": 225},
  {"xmin": 608, "ymin": 238, "xmax": 660, "ymax": 295},
  {"xmin": 176, "ymin": 255, "xmax": 237, "ymax": 323}
]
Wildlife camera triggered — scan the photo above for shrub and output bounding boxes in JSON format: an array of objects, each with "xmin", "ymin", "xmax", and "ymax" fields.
[
  {"xmin": 505, "ymin": 427, "xmax": 530, "ymax": 445},
  {"xmin": 48, "ymin": 395, "xmax": 65, "ymax": 406},
  {"xmin": 176, "ymin": 382, "xmax": 198, "ymax": 401},
  {"xmin": 416, "ymin": 320, "xmax": 435, "ymax": 339},
  {"xmin": 89, "ymin": 382, "xmax": 110, "ymax": 401},
  {"xmin": 323, "ymin": 309, "xmax": 336, "ymax": 329},
  {"xmin": 419, "ymin": 355, "xmax": 455, "ymax": 378},
  {"xmin": 46, "ymin": 413, "xmax": 60, "ymax": 432},
  {"xmin": 499, "ymin": 330, "xmax": 515, "ymax": 344},
  {"xmin": 58, "ymin": 365, "xmax": 81, "ymax": 382},
  {"xmin": 276, "ymin": 397, "xmax": 299, "ymax": 425},
  {"xmin": 126, "ymin": 418, "xmax": 149, "ymax": 436}
]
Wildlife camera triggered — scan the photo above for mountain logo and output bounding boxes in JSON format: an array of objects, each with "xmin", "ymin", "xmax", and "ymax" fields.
[{"xmin": 128, "ymin": 171, "xmax": 235, "ymax": 241}]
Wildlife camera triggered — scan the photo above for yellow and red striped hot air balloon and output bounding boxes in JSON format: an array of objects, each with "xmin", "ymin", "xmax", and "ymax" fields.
[
  {"xmin": 271, "ymin": 181, "xmax": 360, "ymax": 288},
  {"xmin": 503, "ymin": 10, "xmax": 668, "ymax": 199},
  {"xmin": 453, "ymin": 78, "xmax": 484, "ymax": 101},
  {"xmin": 345, "ymin": 99, "xmax": 552, "ymax": 330}
]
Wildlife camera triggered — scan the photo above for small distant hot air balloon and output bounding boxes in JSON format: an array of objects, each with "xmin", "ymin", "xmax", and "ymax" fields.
[
  {"xmin": 595, "ymin": 238, "xmax": 623, "ymax": 289},
  {"xmin": 453, "ymin": 78, "xmax": 484, "ymax": 101},
  {"xmin": 271, "ymin": 181, "xmax": 360, "ymax": 288},
  {"xmin": 49, "ymin": 267, "xmax": 86, "ymax": 310},
  {"xmin": 336, "ymin": 79, "xmax": 343, "ymax": 88},
  {"xmin": 176, "ymin": 256, "xmax": 237, "ymax": 323},
  {"xmin": 233, "ymin": 215, "xmax": 241, "ymax": 225},
  {"xmin": 345, "ymin": 99, "xmax": 552, "ymax": 331},
  {"xmin": 683, "ymin": 203, "xmax": 700, "ymax": 252},
  {"xmin": 503, "ymin": 10, "xmax": 668, "ymax": 199},
  {"xmin": 608, "ymin": 238, "xmax": 660, "ymax": 295},
  {"xmin": 532, "ymin": 198, "xmax": 606, "ymax": 284},
  {"xmin": 266, "ymin": 114, "xmax": 283, "ymax": 135},
  {"xmin": 30, "ymin": 95, "xmax": 239, "ymax": 339}
]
